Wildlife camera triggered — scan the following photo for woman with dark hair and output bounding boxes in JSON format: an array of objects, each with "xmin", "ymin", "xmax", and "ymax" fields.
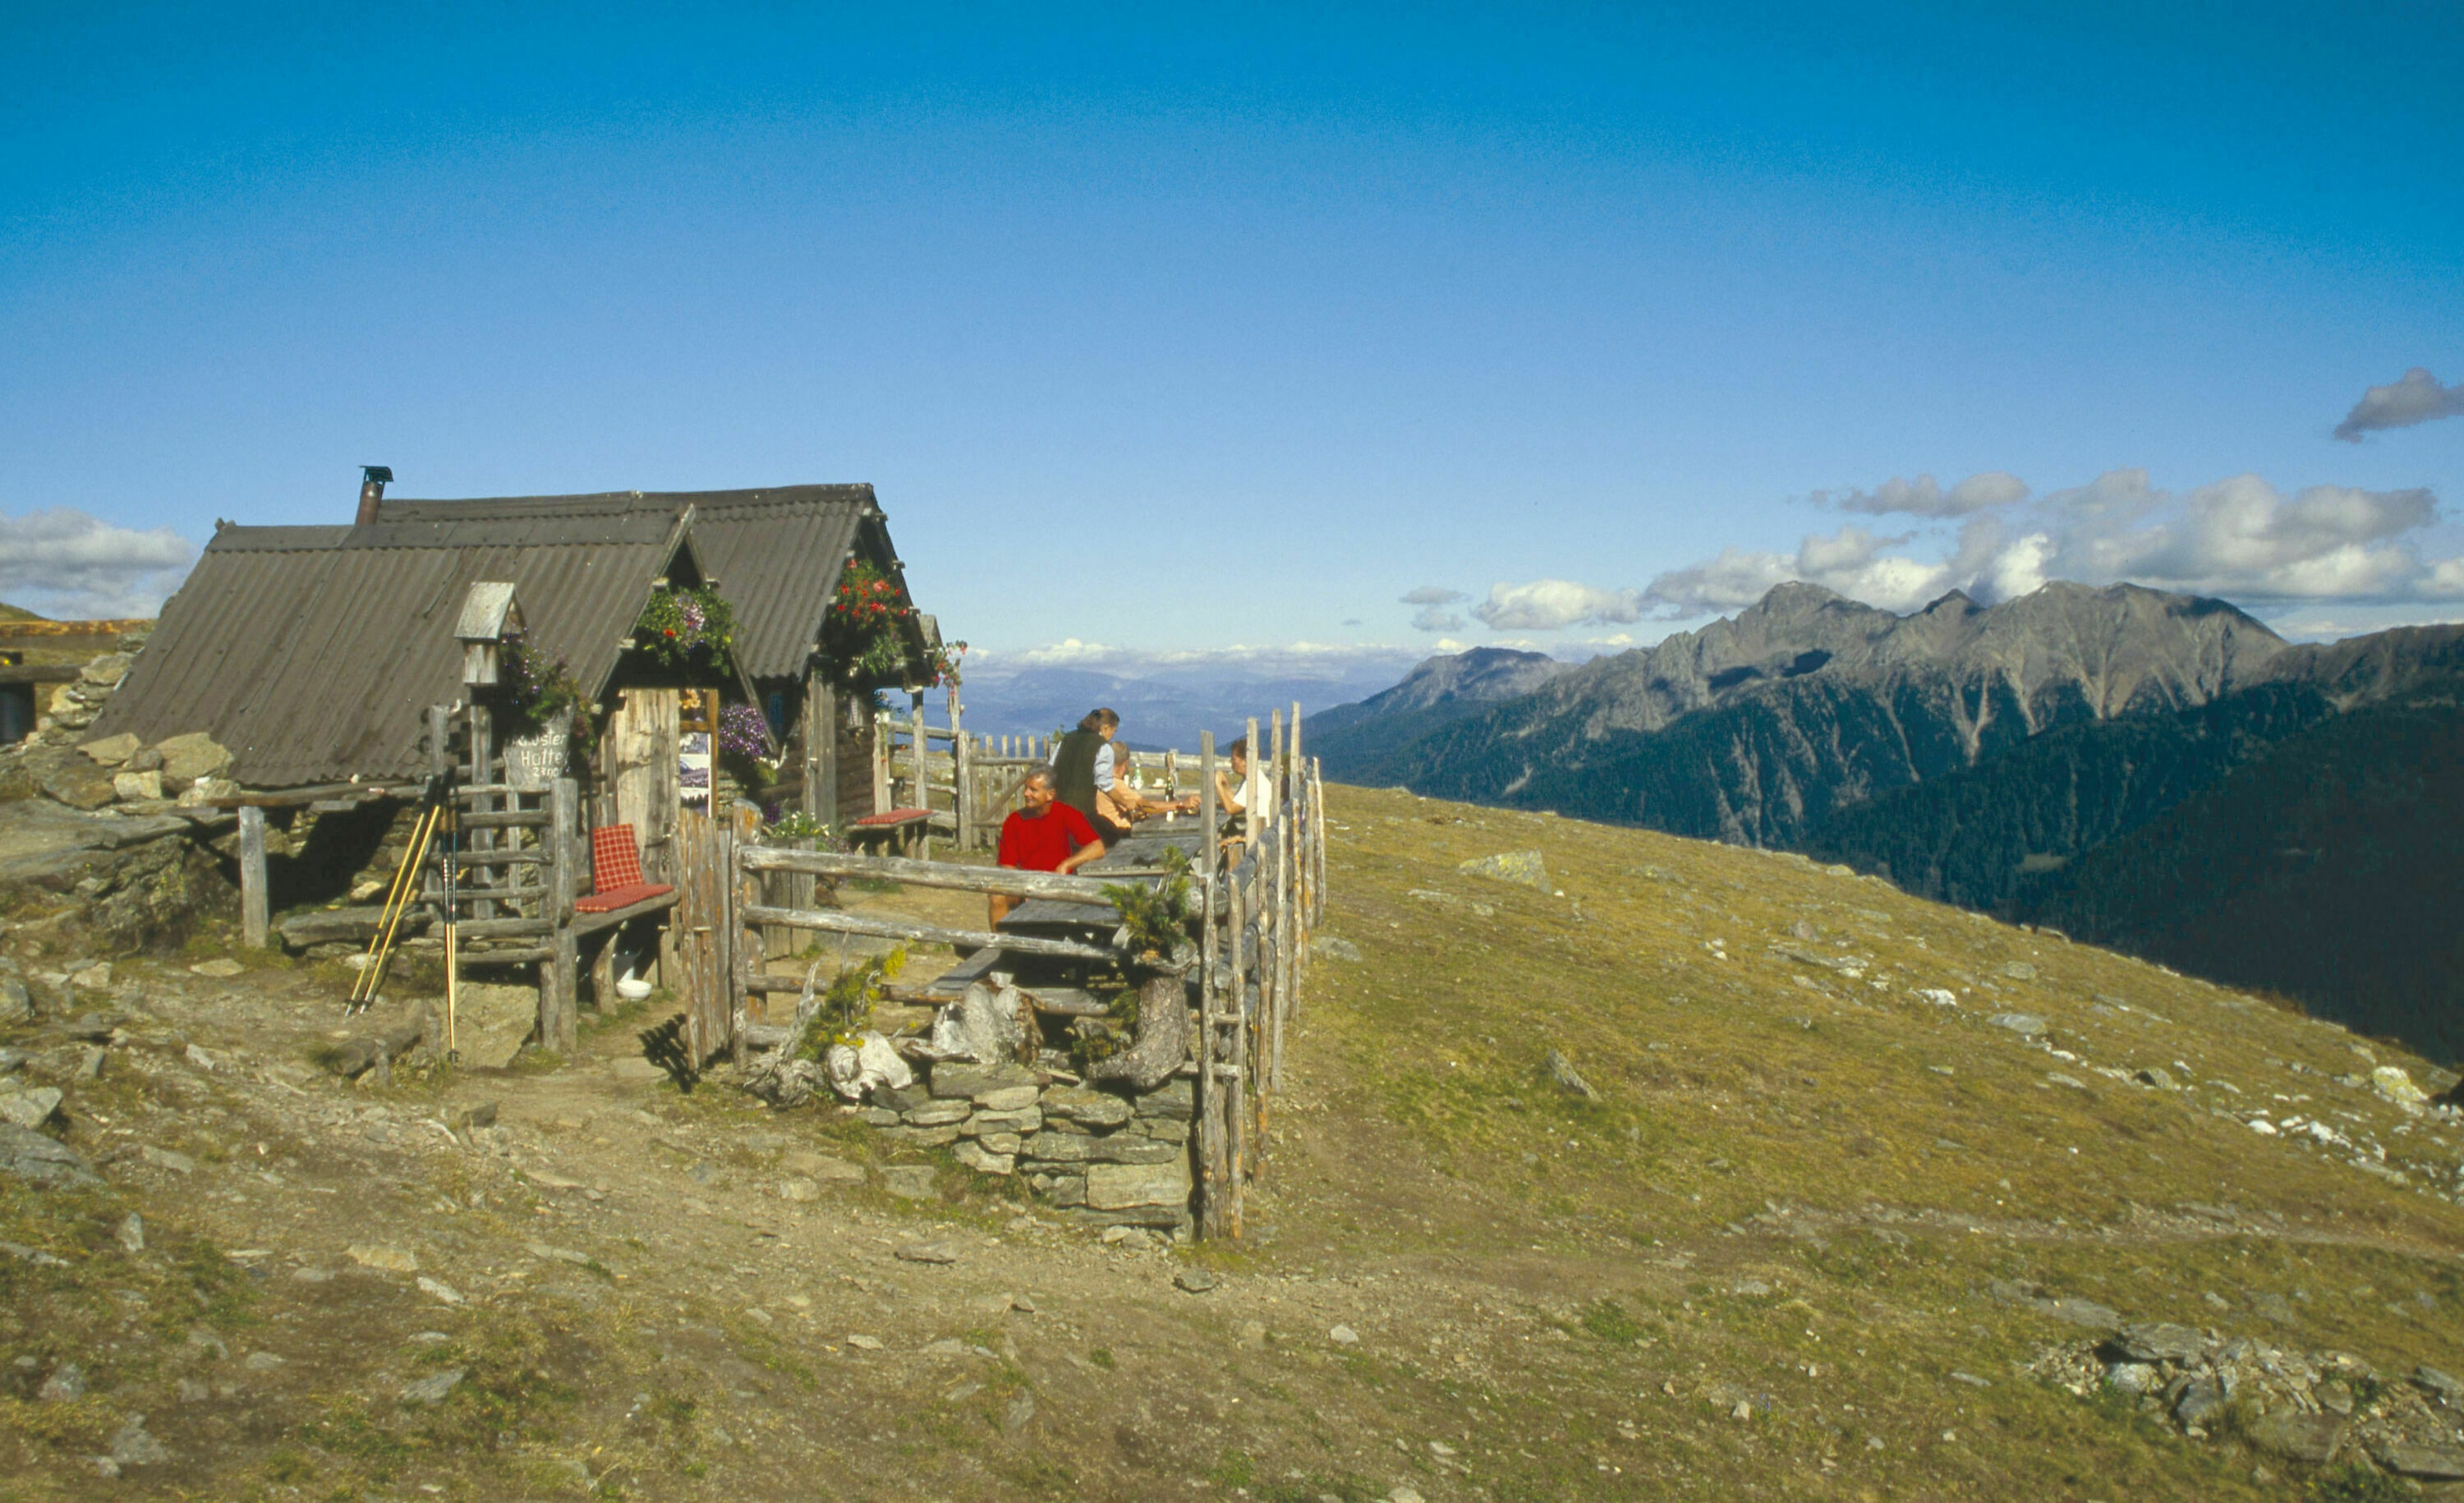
[
  {"xmin": 1052, "ymin": 707, "xmax": 1195, "ymax": 842},
  {"xmin": 1050, "ymin": 708, "xmax": 1124, "ymax": 841}
]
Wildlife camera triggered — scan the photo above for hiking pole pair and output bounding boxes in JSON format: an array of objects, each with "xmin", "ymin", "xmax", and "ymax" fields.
[{"xmin": 347, "ymin": 785, "xmax": 445, "ymax": 1016}]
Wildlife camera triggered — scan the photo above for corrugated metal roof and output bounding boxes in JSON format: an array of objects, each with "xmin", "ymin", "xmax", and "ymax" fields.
[
  {"xmin": 378, "ymin": 486, "xmax": 884, "ymax": 679},
  {"xmin": 90, "ymin": 517, "xmax": 688, "ymax": 788}
]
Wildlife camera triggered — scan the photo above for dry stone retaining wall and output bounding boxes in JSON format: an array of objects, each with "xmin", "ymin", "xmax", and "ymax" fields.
[{"xmin": 856, "ymin": 1059, "xmax": 1197, "ymax": 1236}]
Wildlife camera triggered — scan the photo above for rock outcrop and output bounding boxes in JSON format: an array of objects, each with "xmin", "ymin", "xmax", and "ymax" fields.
[{"xmin": 2, "ymin": 641, "xmax": 240, "ymax": 949}]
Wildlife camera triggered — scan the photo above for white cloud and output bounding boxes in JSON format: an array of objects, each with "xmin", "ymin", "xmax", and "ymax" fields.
[
  {"xmin": 1820, "ymin": 471, "xmax": 2030, "ymax": 517},
  {"xmin": 2335, "ymin": 367, "xmax": 2464, "ymax": 441},
  {"xmin": 1472, "ymin": 579, "xmax": 1645, "ymax": 631},
  {"xmin": 1409, "ymin": 605, "xmax": 1465, "ymax": 632},
  {"xmin": 0, "ymin": 507, "xmax": 195, "ymax": 619},
  {"xmin": 1401, "ymin": 585, "xmax": 1467, "ymax": 605},
  {"xmin": 2039, "ymin": 473, "xmax": 2450, "ymax": 601},
  {"xmin": 1641, "ymin": 468, "xmax": 2464, "ymax": 619},
  {"xmin": 1643, "ymin": 525, "xmax": 1960, "ymax": 615}
]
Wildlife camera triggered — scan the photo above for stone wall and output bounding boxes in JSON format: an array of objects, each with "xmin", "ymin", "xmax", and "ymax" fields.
[
  {"xmin": 0, "ymin": 643, "xmax": 241, "ymax": 953},
  {"xmin": 857, "ymin": 1059, "xmax": 1197, "ymax": 1237}
]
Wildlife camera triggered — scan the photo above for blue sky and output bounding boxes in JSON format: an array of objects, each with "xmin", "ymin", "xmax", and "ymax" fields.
[{"xmin": 4, "ymin": 2, "xmax": 2461, "ymax": 674}]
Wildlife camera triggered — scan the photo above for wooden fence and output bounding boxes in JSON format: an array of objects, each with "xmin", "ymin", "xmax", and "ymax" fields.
[
  {"xmin": 869, "ymin": 706, "xmax": 1214, "ymax": 856},
  {"xmin": 737, "ymin": 704, "xmax": 1326, "ymax": 1239},
  {"xmin": 234, "ymin": 692, "xmax": 1330, "ymax": 1241},
  {"xmin": 227, "ymin": 702, "xmax": 681, "ymax": 1059}
]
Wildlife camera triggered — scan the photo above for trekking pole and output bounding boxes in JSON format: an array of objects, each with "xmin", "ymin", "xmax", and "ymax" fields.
[{"xmin": 349, "ymin": 797, "xmax": 442, "ymax": 1013}]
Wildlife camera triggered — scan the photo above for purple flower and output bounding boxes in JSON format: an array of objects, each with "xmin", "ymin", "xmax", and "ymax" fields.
[{"xmin": 719, "ymin": 703, "xmax": 770, "ymax": 759}]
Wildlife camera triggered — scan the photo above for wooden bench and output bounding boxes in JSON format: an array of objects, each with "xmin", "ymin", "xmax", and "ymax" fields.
[{"xmin": 848, "ymin": 807, "xmax": 934, "ymax": 857}]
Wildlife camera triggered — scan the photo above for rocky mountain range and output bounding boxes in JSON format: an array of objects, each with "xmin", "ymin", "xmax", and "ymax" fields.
[
  {"xmin": 1314, "ymin": 581, "xmax": 2464, "ymax": 1055},
  {"xmin": 1304, "ymin": 646, "xmax": 1570, "ymax": 770}
]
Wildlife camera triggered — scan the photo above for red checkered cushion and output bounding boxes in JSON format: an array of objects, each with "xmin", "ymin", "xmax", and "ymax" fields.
[
  {"xmin": 576, "ymin": 825, "xmax": 672, "ymax": 914},
  {"xmin": 590, "ymin": 825, "xmax": 646, "ymax": 891}
]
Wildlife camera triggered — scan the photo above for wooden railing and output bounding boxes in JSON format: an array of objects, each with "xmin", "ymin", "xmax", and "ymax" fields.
[
  {"xmin": 733, "ymin": 703, "xmax": 1326, "ymax": 1240},
  {"xmin": 871, "ymin": 703, "xmax": 1217, "ymax": 855}
]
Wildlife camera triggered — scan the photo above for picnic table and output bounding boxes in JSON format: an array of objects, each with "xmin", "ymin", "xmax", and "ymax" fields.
[{"xmin": 917, "ymin": 819, "xmax": 1208, "ymax": 999}]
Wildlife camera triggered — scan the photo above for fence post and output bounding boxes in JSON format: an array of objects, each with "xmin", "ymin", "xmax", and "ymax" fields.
[
  {"xmin": 949, "ymin": 682, "xmax": 970, "ymax": 849},
  {"xmin": 730, "ymin": 802, "xmax": 761, "ymax": 1066},
  {"xmin": 544, "ymin": 776, "xmax": 579, "ymax": 1054},
  {"xmin": 1195, "ymin": 731, "xmax": 1225, "ymax": 1239},
  {"xmin": 804, "ymin": 668, "xmax": 834, "ymax": 832},
  {"xmin": 1268, "ymin": 709, "xmax": 1287, "ymax": 1097},
  {"xmin": 871, "ymin": 709, "xmax": 890, "ymax": 814},
  {"xmin": 1230, "ymin": 864, "xmax": 1252, "ymax": 1227},
  {"xmin": 237, "ymin": 804, "xmax": 269, "ymax": 949},
  {"xmin": 1311, "ymin": 757, "xmax": 1326, "ymax": 925},
  {"xmin": 1288, "ymin": 704, "xmax": 1306, "ymax": 1004}
]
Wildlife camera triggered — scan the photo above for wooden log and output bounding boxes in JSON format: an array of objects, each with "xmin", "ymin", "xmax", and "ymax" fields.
[
  {"xmin": 458, "ymin": 945, "xmax": 553, "ymax": 965},
  {"xmin": 739, "ymin": 904, "xmax": 1118, "ymax": 960},
  {"xmin": 467, "ymin": 702, "xmax": 497, "ymax": 921},
  {"xmin": 1225, "ymin": 860, "xmax": 1248, "ymax": 1210},
  {"xmin": 277, "ymin": 904, "xmax": 432, "ymax": 948},
  {"xmin": 452, "ymin": 809, "xmax": 549, "ymax": 830},
  {"xmin": 1195, "ymin": 729, "xmax": 1227, "ymax": 1240},
  {"xmin": 421, "ymin": 848, "xmax": 542, "ymax": 867},
  {"xmin": 238, "ymin": 805, "xmax": 269, "ymax": 949},
  {"xmin": 908, "ymin": 692, "xmax": 930, "ymax": 859},
  {"xmin": 1086, "ymin": 967, "xmax": 1189, "ymax": 1092},
  {"xmin": 740, "ymin": 847, "xmax": 1134, "ymax": 903},
  {"xmin": 816, "ymin": 677, "xmax": 841, "ymax": 834},
  {"xmin": 542, "ymin": 777, "xmax": 579, "ymax": 1055},
  {"xmin": 730, "ymin": 802, "xmax": 761, "ymax": 1064},
  {"xmin": 950, "ymin": 684, "xmax": 971, "ymax": 849},
  {"xmin": 431, "ymin": 914, "xmax": 549, "ymax": 940},
  {"xmin": 871, "ymin": 710, "xmax": 890, "ymax": 814},
  {"xmin": 1291, "ymin": 700, "xmax": 1311, "ymax": 1040},
  {"xmin": 207, "ymin": 781, "xmax": 421, "ymax": 809},
  {"xmin": 1310, "ymin": 758, "xmax": 1326, "ymax": 925},
  {"xmin": 1268, "ymin": 709, "xmax": 1285, "ymax": 1096},
  {"xmin": 0, "ymin": 664, "xmax": 80, "ymax": 686}
]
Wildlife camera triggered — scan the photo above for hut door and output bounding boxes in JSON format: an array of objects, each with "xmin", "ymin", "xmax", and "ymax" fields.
[{"xmin": 606, "ymin": 689, "xmax": 680, "ymax": 882}]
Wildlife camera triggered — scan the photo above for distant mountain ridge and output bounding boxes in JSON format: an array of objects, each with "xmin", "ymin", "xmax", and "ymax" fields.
[
  {"xmin": 1310, "ymin": 582, "xmax": 2464, "ymax": 1056},
  {"xmin": 1325, "ymin": 581, "xmax": 2292, "ymax": 845},
  {"xmin": 1310, "ymin": 647, "xmax": 1569, "ymax": 773},
  {"xmin": 955, "ymin": 660, "xmax": 1409, "ymax": 749}
]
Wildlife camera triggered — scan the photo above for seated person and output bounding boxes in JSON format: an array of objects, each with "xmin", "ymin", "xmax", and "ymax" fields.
[
  {"xmin": 1050, "ymin": 709, "xmax": 1127, "ymax": 842},
  {"xmin": 1096, "ymin": 720, "xmax": 1199, "ymax": 830},
  {"xmin": 991, "ymin": 768, "xmax": 1106, "ymax": 925},
  {"xmin": 1055, "ymin": 707, "xmax": 1195, "ymax": 840},
  {"xmin": 1211, "ymin": 737, "xmax": 1274, "ymax": 836}
]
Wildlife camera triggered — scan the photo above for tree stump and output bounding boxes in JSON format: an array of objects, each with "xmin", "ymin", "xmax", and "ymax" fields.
[{"xmin": 1086, "ymin": 965, "xmax": 1189, "ymax": 1093}]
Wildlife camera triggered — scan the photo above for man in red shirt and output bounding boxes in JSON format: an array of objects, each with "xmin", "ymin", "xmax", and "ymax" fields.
[{"xmin": 992, "ymin": 769, "xmax": 1106, "ymax": 925}]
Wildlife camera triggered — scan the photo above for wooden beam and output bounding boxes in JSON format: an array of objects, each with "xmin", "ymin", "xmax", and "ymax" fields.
[
  {"xmin": 542, "ymin": 777, "xmax": 579, "ymax": 1055},
  {"xmin": 209, "ymin": 782, "xmax": 421, "ymax": 809},
  {"xmin": 237, "ymin": 805, "xmax": 269, "ymax": 949},
  {"xmin": 740, "ymin": 903, "xmax": 1119, "ymax": 960},
  {"xmin": 738, "ymin": 846, "xmax": 1147, "ymax": 903}
]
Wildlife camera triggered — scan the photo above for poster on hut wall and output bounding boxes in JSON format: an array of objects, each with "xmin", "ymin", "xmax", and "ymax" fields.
[{"xmin": 678, "ymin": 690, "xmax": 715, "ymax": 809}]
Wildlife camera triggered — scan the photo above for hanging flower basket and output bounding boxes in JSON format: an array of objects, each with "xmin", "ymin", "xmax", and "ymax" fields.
[{"xmin": 633, "ymin": 584, "xmax": 738, "ymax": 672}]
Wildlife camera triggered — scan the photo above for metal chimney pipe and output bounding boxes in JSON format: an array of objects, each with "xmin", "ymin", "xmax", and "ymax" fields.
[{"xmin": 356, "ymin": 465, "xmax": 393, "ymax": 526}]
